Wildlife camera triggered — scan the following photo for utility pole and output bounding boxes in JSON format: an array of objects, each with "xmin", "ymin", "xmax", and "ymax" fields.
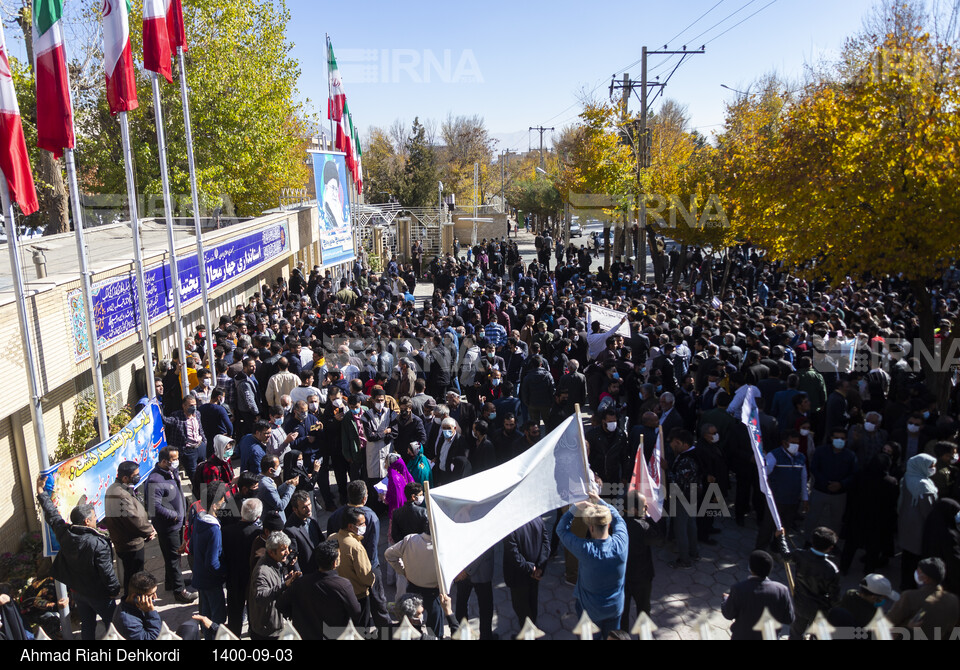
[
  {"xmin": 499, "ymin": 149, "xmax": 515, "ymax": 214},
  {"xmin": 529, "ymin": 125, "xmax": 554, "ymax": 167},
  {"xmin": 614, "ymin": 45, "xmax": 705, "ymax": 281}
]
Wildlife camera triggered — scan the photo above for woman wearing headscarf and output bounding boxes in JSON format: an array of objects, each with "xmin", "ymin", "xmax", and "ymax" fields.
[
  {"xmin": 898, "ymin": 453, "xmax": 939, "ymax": 590},
  {"xmin": 840, "ymin": 453, "xmax": 899, "ymax": 575},
  {"xmin": 921, "ymin": 497, "xmax": 960, "ymax": 595}
]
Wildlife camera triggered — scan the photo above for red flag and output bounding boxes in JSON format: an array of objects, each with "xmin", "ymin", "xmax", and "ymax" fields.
[
  {"xmin": 165, "ymin": 0, "xmax": 187, "ymax": 53},
  {"xmin": 143, "ymin": 0, "xmax": 173, "ymax": 83},
  {"xmin": 0, "ymin": 29, "xmax": 39, "ymax": 216},
  {"xmin": 629, "ymin": 428, "xmax": 664, "ymax": 522}
]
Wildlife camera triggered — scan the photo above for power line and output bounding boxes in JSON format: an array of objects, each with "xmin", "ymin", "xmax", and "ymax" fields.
[
  {"xmin": 664, "ymin": 0, "xmax": 728, "ymax": 46},
  {"xmin": 704, "ymin": 0, "xmax": 780, "ymax": 45},
  {"xmin": 686, "ymin": 0, "xmax": 761, "ymax": 45}
]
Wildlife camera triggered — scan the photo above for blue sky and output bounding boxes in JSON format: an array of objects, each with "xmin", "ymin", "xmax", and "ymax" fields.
[{"xmin": 289, "ymin": 0, "xmax": 880, "ymax": 149}]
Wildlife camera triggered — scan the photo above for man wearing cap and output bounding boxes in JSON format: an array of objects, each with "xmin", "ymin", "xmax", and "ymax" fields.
[
  {"xmin": 721, "ymin": 551, "xmax": 795, "ymax": 640},
  {"xmin": 830, "ymin": 574, "xmax": 899, "ymax": 630},
  {"xmin": 886, "ymin": 557, "xmax": 960, "ymax": 640}
]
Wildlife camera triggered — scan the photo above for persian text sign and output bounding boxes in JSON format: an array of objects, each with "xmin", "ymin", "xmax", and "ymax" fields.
[{"xmin": 69, "ymin": 222, "xmax": 289, "ymax": 362}]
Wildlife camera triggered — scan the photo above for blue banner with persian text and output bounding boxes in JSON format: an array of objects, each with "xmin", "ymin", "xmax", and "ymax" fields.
[{"xmin": 69, "ymin": 222, "xmax": 289, "ymax": 362}]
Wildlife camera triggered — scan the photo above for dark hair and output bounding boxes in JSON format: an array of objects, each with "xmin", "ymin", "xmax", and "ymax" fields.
[
  {"xmin": 934, "ymin": 441, "xmax": 958, "ymax": 459},
  {"xmin": 404, "ymin": 482, "xmax": 423, "ymax": 499},
  {"xmin": 202, "ymin": 480, "xmax": 228, "ymax": 511},
  {"xmin": 291, "ymin": 490, "xmax": 312, "ymax": 509},
  {"xmin": 749, "ymin": 550, "xmax": 774, "ymax": 578},
  {"xmin": 607, "ymin": 630, "xmax": 632, "ymax": 640},
  {"xmin": 260, "ymin": 454, "xmax": 279, "ymax": 473},
  {"xmin": 347, "ymin": 480, "xmax": 367, "ymax": 505},
  {"xmin": 342, "ymin": 506, "xmax": 365, "ymax": 530},
  {"xmin": 159, "ymin": 445, "xmax": 178, "ymax": 463},
  {"xmin": 474, "ymin": 419, "xmax": 489, "ymax": 437},
  {"xmin": 811, "ymin": 526, "xmax": 838, "ymax": 552},
  {"xmin": 314, "ymin": 540, "xmax": 340, "ymax": 572},
  {"xmin": 254, "ymin": 419, "xmax": 273, "ymax": 435},
  {"xmin": 128, "ymin": 571, "xmax": 158, "ymax": 596},
  {"xmin": 237, "ymin": 471, "xmax": 259, "ymax": 493},
  {"xmin": 669, "ymin": 428, "xmax": 696, "ymax": 447},
  {"xmin": 70, "ymin": 503, "xmax": 96, "ymax": 526},
  {"xmin": 117, "ymin": 461, "xmax": 139, "ymax": 479}
]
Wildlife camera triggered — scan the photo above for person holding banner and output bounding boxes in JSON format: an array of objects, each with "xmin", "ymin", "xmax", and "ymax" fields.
[
  {"xmin": 556, "ymin": 492, "xmax": 628, "ymax": 639},
  {"xmin": 36, "ymin": 478, "xmax": 121, "ymax": 640},
  {"xmin": 756, "ymin": 431, "xmax": 809, "ymax": 551}
]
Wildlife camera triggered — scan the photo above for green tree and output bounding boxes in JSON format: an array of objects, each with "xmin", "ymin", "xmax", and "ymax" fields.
[
  {"xmin": 398, "ymin": 117, "xmax": 438, "ymax": 208},
  {"xmin": 72, "ymin": 0, "xmax": 312, "ymax": 220}
]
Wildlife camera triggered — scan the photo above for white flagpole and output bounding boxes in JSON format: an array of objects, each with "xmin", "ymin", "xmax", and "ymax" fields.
[
  {"xmin": 150, "ymin": 72, "xmax": 188, "ymax": 396},
  {"xmin": 176, "ymin": 47, "xmax": 215, "ymax": 386},
  {"xmin": 118, "ymin": 111, "xmax": 157, "ymax": 399},
  {"xmin": 0, "ymin": 171, "xmax": 72, "ymax": 638}
]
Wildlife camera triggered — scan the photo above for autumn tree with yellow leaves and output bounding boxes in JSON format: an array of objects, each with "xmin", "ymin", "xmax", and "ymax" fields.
[{"xmin": 736, "ymin": 17, "xmax": 960, "ymax": 406}]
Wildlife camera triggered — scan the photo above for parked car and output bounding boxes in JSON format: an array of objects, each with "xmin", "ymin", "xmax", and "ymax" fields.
[{"xmin": 570, "ymin": 221, "xmax": 582, "ymax": 237}]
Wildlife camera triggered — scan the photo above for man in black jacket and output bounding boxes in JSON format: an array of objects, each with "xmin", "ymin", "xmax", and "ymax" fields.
[
  {"xmin": 620, "ymin": 492, "xmax": 656, "ymax": 631},
  {"xmin": 36, "ymin": 476, "xmax": 122, "ymax": 640},
  {"xmin": 278, "ymin": 540, "xmax": 362, "ymax": 639},
  {"xmin": 222, "ymin": 498, "xmax": 262, "ymax": 636},
  {"xmin": 285, "ymin": 491, "xmax": 324, "ymax": 574},
  {"xmin": 789, "ymin": 526, "xmax": 841, "ymax": 639},
  {"xmin": 503, "ymin": 516, "xmax": 550, "ymax": 628}
]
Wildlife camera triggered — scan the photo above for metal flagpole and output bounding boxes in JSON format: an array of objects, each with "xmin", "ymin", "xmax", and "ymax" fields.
[
  {"xmin": 327, "ymin": 34, "xmax": 335, "ymax": 145},
  {"xmin": 150, "ymin": 72, "xmax": 188, "ymax": 396},
  {"xmin": 177, "ymin": 47, "xmax": 215, "ymax": 387},
  {"xmin": 0, "ymin": 172, "xmax": 72, "ymax": 638},
  {"xmin": 119, "ymin": 111, "xmax": 157, "ymax": 399},
  {"xmin": 65, "ymin": 149, "xmax": 109, "ymax": 439},
  {"xmin": 59, "ymin": 55, "xmax": 110, "ymax": 438}
]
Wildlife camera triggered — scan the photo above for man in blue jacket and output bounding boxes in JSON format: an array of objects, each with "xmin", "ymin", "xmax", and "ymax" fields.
[
  {"xmin": 192, "ymin": 481, "xmax": 229, "ymax": 625},
  {"xmin": 145, "ymin": 446, "xmax": 197, "ymax": 604},
  {"xmin": 556, "ymin": 492, "xmax": 628, "ymax": 638},
  {"xmin": 199, "ymin": 387, "xmax": 233, "ymax": 458}
]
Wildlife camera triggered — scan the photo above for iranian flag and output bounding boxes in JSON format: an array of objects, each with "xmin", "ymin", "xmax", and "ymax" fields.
[
  {"xmin": 33, "ymin": 0, "xmax": 74, "ymax": 158},
  {"xmin": 0, "ymin": 28, "xmax": 39, "ymax": 216},
  {"xmin": 327, "ymin": 37, "xmax": 345, "ymax": 122},
  {"xmin": 103, "ymin": 0, "xmax": 138, "ymax": 114},
  {"xmin": 353, "ymin": 124, "xmax": 363, "ymax": 193},
  {"xmin": 336, "ymin": 100, "xmax": 352, "ymax": 158},
  {"xmin": 165, "ymin": 0, "xmax": 187, "ymax": 53},
  {"xmin": 143, "ymin": 0, "xmax": 172, "ymax": 82}
]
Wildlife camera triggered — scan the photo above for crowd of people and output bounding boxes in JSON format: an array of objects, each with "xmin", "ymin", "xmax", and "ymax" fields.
[{"xmin": 13, "ymin": 225, "xmax": 960, "ymax": 641}]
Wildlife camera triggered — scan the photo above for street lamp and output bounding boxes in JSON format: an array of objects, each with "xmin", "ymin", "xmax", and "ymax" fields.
[{"xmin": 720, "ymin": 84, "xmax": 751, "ymax": 96}]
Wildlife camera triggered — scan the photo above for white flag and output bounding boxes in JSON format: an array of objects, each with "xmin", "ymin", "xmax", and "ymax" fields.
[
  {"xmin": 426, "ymin": 414, "xmax": 592, "ymax": 592},
  {"xmin": 740, "ymin": 386, "xmax": 782, "ymax": 530}
]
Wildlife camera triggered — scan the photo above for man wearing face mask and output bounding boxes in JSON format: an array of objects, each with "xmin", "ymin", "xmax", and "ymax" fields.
[
  {"xmin": 145, "ymin": 446, "xmax": 198, "ymax": 604},
  {"xmin": 887, "ymin": 556, "xmax": 960, "ymax": 640},
  {"xmin": 333, "ymin": 507, "xmax": 376, "ymax": 626},
  {"xmin": 362, "ymin": 388, "xmax": 399, "ymax": 490},
  {"xmin": 395, "ymin": 397, "xmax": 426, "ymax": 457},
  {"xmin": 847, "ymin": 411, "xmax": 888, "ymax": 467},
  {"xmin": 586, "ymin": 408, "xmax": 629, "ymax": 486},
  {"xmin": 756, "ymin": 431, "xmax": 809, "ymax": 551},
  {"xmin": 257, "ymin": 455, "xmax": 299, "ymax": 525},
  {"xmin": 433, "ymin": 418, "xmax": 466, "ymax": 486},
  {"xmin": 283, "ymin": 400, "xmax": 322, "ymax": 468},
  {"xmin": 199, "ymin": 388, "xmax": 233, "ymax": 461},
  {"xmin": 104, "ymin": 461, "xmax": 157, "ymax": 598},
  {"xmin": 806, "ymin": 426, "xmax": 858, "ymax": 543},
  {"xmin": 162, "ymin": 395, "xmax": 206, "ymax": 480}
]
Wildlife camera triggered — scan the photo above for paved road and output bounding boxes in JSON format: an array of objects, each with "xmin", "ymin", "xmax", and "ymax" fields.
[{"xmin": 130, "ymin": 225, "xmax": 893, "ymax": 640}]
